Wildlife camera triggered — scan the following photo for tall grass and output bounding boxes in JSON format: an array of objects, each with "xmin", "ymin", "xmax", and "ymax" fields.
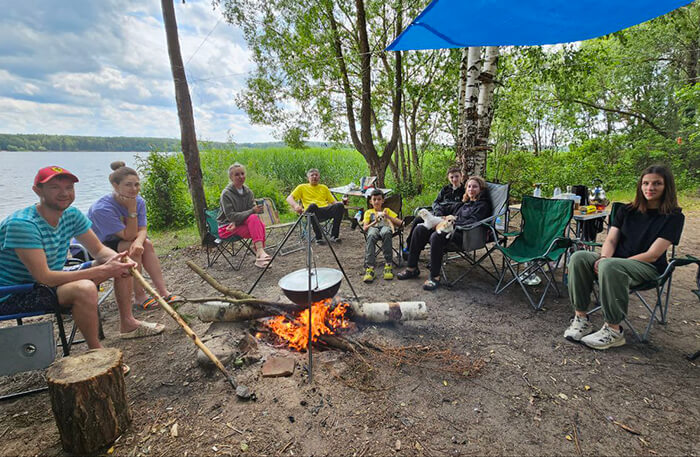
[{"xmin": 139, "ymin": 146, "xmax": 368, "ymax": 229}]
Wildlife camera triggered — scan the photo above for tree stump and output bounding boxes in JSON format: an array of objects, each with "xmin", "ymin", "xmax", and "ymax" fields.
[{"xmin": 47, "ymin": 348, "xmax": 131, "ymax": 455}]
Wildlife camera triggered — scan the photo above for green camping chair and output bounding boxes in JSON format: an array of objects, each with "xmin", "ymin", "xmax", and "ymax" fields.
[
  {"xmin": 494, "ymin": 196, "xmax": 575, "ymax": 310},
  {"xmin": 203, "ymin": 209, "xmax": 254, "ymax": 270}
]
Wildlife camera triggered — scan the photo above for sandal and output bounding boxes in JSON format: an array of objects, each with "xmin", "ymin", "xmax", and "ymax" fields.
[
  {"xmin": 254, "ymin": 258, "xmax": 271, "ymax": 269},
  {"xmin": 423, "ymin": 278, "xmax": 440, "ymax": 291},
  {"xmin": 120, "ymin": 321, "xmax": 165, "ymax": 339},
  {"xmin": 396, "ymin": 268, "xmax": 420, "ymax": 280}
]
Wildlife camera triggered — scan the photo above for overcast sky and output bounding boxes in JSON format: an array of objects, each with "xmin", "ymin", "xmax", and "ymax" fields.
[{"xmin": 0, "ymin": 0, "xmax": 275, "ymax": 143}]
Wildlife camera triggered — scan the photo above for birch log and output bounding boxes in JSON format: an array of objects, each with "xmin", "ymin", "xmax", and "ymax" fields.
[
  {"xmin": 350, "ymin": 301, "xmax": 427, "ymax": 322},
  {"xmin": 198, "ymin": 301, "xmax": 272, "ymax": 322}
]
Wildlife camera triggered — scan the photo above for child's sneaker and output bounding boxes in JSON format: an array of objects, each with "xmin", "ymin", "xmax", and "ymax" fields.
[
  {"xmin": 580, "ymin": 324, "xmax": 626, "ymax": 350},
  {"xmin": 383, "ymin": 264, "xmax": 394, "ymax": 280},
  {"xmin": 363, "ymin": 267, "xmax": 375, "ymax": 283},
  {"xmin": 564, "ymin": 315, "xmax": 594, "ymax": 342}
]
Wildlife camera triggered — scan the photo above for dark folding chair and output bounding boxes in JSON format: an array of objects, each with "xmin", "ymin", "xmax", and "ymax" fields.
[
  {"xmin": 494, "ymin": 196, "xmax": 575, "ymax": 310},
  {"xmin": 359, "ymin": 194, "xmax": 406, "ymax": 266},
  {"xmin": 441, "ymin": 182, "xmax": 510, "ymax": 287},
  {"xmin": 589, "ymin": 243, "xmax": 697, "ymax": 343},
  {"xmin": 203, "ymin": 209, "xmax": 254, "ymax": 270}
]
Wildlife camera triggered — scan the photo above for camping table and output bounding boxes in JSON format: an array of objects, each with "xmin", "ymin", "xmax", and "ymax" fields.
[{"xmin": 329, "ymin": 185, "xmax": 393, "ymax": 223}]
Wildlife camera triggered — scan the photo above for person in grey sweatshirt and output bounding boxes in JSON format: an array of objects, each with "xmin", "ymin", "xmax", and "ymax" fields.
[{"xmin": 217, "ymin": 163, "xmax": 271, "ymax": 268}]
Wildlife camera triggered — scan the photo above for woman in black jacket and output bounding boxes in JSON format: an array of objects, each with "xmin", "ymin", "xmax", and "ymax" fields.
[{"xmin": 398, "ymin": 176, "xmax": 492, "ymax": 290}]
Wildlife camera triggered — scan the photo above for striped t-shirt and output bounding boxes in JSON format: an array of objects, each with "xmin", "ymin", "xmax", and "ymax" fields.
[{"xmin": 0, "ymin": 205, "xmax": 91, "ymax": 288}]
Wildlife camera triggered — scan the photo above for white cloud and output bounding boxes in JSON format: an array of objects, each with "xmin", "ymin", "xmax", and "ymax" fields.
[{"xmin": 0, "ymin": 0, "xmax": 272, "ymax": 143}]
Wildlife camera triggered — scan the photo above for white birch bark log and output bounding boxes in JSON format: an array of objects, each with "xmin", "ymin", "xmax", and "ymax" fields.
[{"xmin": 350, "ymin": 301, "xmax": 427, "ymax": 322}]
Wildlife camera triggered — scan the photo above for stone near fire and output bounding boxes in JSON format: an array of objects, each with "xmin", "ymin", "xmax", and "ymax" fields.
[
  {"xmin": 262, "ymin": 356, "xmax": 295, "ymax": 377},
  {"xmin": 196, "ymin": 337, "xmax": 237, "ymax": 369},
  {"xmin": 238, "ymin": 333, "xmax": 258, "ymax": 354}
]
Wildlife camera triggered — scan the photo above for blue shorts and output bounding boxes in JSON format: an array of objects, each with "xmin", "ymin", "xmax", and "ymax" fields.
[{"xmin": 0, "ymin": 284, "xmax": 59, "ymax": 316}]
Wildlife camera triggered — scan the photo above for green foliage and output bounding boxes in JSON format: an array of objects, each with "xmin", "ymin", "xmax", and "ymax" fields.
[
  {"xmin": 487, "ymin": 132, "xmax": 699, "ymax": 200},
  {"xmin": 137, "ymin": 152, "xmax": 193, "ymax": 229},
  {"xmin": 139, "ymin": 146, "xmax": 368, "ymax": 228}
]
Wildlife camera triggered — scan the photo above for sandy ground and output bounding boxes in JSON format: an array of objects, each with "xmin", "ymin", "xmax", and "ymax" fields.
[{"xmin": 1, "ymin": 211, "xmax": 699, "ymax": 457}]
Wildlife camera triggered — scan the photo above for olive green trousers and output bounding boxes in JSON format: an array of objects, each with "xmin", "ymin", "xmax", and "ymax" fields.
[{"xmin": 567, "ymin": 250, "xmax": 658, "ymax": 325}]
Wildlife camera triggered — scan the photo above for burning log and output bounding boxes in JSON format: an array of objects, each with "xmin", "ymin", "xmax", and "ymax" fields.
[{"xmin": 350, "ymin": 301, "xmax": 427, "ymax": 323}]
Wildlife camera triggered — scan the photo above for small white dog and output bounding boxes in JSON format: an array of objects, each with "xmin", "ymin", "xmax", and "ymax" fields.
[
  {"xmin": 417, "ymin": 208, "xmax": 443, "ymax": 230},
  {"xmin": 373, "ymin": 211, "xmax": 395, "ymax": 234},
  {"xmin": 435, "ymin": 215, "xmax": 457, "ymax": 239}
]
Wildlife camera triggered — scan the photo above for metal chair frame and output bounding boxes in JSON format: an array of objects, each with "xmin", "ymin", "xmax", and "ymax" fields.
[{"xmin": 204, "ymin": 209, "xmax": 254, "ymax": 270}]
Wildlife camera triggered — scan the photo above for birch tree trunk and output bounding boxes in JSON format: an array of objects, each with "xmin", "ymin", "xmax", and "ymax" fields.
[
  {"xmin": 457, "ymin": 46, "xmax": 482, "ymax": 177},
  {"xmin": 473, "ymin": 46, "xmax": 500, "ymax": 178}
]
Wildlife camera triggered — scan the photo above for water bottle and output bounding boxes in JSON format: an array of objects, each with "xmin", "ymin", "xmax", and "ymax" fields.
[
  {"xmin": 533, "ymin": 184, "xmax": 542, "ymax": 198},
  {"xmin": 553, "ymin": 187, "xmax": 561, "ymax": 198},
  {"xmin": 495, "ymin": 216, "xmax": 504, "ymax": 230}
]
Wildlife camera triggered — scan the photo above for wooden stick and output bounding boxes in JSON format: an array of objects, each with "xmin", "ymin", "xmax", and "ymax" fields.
[
  {"xmin": 130, "ymin": 267, "xmax": 237, "ymax": 389},
  {"xmin": 186, "ymin": 261, "xmax": 252, "ymax": 299}
]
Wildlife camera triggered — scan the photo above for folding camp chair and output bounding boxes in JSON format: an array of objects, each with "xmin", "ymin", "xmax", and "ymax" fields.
[
  {"xmin": 588, "ymin": 242, "xmax": 697, "ymax": 343},
  {"xmin": 203, "ymin": 209, "xmax": 254, "ymax": 270},
  {"xmin": 359, "ymin": 194, "xmax": 405, "ymax": 266},
  {"xmin": 1, "ymin": 272, "xmax": 89, "ymax": 401},
  {"xmin": 494, "ymin": 196, "xmax": 575, "ymax": 310},
  {"xmin": 257, "ymin": 198, "xmax": 303, "ymax": 256},
  {"xmin": 441, "ymin": 182, "xmax": 510, "ymax": 287}
]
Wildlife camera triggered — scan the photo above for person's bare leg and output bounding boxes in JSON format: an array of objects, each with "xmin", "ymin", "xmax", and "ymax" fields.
[
  {"xmin": 118, "ymin": 240, "xmax": 149, "ymax": 303},
  {"xmin": 57, "ymin": 280, "xmax": 102, "ymax": 349},
  {"xmin": 113, "ymin": 274, "xmax": 142, "ymax": 333},
  {"xmin": 254, "ymin": 240, "xmax": 269, "ymax": 259},
  {"xmin": 140, "ymin": 239, "xmax": 170, "ymax": 297}
]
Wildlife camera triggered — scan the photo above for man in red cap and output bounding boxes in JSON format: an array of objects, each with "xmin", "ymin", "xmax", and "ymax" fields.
[{"xmin": 0, "ymin": 166, "xmax": 165, "ymax": 353}]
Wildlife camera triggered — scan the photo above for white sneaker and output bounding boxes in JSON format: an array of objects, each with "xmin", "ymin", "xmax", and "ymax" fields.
[
  {"xmin": 520, "ymin": 273, "xmax": 542, "ymax": 286},
  {"xmin": 581, "ymin": 324, "xmax": 626, "ymax": 350},
  {"xmin": 564, "ymin": 315, "xmax": 595, "ymax": 342}
]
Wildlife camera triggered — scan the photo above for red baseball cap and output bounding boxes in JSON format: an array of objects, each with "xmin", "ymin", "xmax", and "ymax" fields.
[{"xmin": 34, "ymin": 166, "xmax": 79, "ymax": 186}]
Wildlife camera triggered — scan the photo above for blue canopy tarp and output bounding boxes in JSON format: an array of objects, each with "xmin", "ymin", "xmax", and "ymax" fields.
[{"xmin": 387, "ymin": 0, "xmax": 694, "ymax": 50}]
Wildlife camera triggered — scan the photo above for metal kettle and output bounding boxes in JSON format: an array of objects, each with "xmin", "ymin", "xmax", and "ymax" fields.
[{"xmin": 589, "ymin": 178, "xmax": 609, "ymax": 207}]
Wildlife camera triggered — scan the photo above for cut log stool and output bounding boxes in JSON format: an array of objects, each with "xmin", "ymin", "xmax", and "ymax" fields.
[{"xmin": 47, "ymin": 348, "xmax": 131, "ymax": 455}]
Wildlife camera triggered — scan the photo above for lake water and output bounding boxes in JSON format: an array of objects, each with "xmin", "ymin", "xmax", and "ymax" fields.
[{"xmin": 0, "ymin": 151, "xmax": 148, "ymax": 221}]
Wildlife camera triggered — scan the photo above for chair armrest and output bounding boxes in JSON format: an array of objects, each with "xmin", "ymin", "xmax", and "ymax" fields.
[
  {"xmin": 0, "ymin": 283, "xmax": 34, "ymax": 298},
  {"xmin": 542, "ymin": 236, "xmax": 576, "ymax": 257},
  {"xmin": 502, "ymin": 231, "xmax": 522, "ymax": 237}
]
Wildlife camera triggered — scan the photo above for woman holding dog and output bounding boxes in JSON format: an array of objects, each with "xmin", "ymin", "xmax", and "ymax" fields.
[
  {"xmin": 217, "ymin": 163, "xmax": 271, "ymax": 268},
  {"xmin": 398, "ymin": 176, "xmax": 491, "ymax": 290}
]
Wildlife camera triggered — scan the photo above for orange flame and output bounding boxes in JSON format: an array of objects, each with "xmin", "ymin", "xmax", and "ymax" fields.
[{"xmin": 266, "ymin": 298, "xmax": 350, "ymax": 350}]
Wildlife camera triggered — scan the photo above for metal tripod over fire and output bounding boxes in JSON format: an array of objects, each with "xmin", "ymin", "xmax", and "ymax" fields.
[{"xmin": 248, "ymin": 212, "xmax": 358, "ymax": 382}]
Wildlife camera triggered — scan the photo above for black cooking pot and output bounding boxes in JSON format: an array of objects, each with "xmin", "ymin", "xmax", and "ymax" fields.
[{"xmin": 278, "ymin": 268, "xmax": 343, "ymax": 306}]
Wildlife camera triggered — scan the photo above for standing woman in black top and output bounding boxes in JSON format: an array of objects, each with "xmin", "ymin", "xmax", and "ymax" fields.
[{"xmin": 564, "ymin": 165, "xmax": 684, "ymax": 350}]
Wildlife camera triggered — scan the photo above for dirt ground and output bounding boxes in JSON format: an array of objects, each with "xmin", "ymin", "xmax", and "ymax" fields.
[{"xmin": 1, "ymin": 211, "xmax": 699, "ymax": 457}]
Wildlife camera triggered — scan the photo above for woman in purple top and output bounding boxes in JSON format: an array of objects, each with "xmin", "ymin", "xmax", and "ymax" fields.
[{"xmin": 88, "ymin": 161, "xmax": 179, "ymax": 309}]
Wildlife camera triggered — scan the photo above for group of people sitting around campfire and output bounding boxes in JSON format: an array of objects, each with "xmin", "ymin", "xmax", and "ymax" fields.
[{"xmin": 0, "ymin": 160, "xmax": 683, "ymax": 365}]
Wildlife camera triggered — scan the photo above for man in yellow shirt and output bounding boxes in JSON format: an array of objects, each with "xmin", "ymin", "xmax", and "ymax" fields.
[{"xmin": 286, "ymin": 168, "xmax": 344, "ymax": 244}]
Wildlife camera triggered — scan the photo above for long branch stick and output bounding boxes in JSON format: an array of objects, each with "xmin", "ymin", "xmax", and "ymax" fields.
[
  {"xmin": 186, "ymin": 261, "xmax": 252, "ymax": 299},
  {"xmin": 130, "ymin": 267, "xmax": 237, "ymax": 389}
]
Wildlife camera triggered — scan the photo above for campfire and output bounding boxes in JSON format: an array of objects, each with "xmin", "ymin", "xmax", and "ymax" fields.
[{"xmin": 265, "ymin": 299, "xmax": 351, "ymax": 351}]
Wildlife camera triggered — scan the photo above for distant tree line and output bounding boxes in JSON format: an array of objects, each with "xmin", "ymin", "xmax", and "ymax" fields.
[
  {"xmin": 0, "ymin": 134, "xmax": 231, "ymax": 152},
  {"xmin": 0, "ymin": 133, "xmax": 338, "ymax": 152}
]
